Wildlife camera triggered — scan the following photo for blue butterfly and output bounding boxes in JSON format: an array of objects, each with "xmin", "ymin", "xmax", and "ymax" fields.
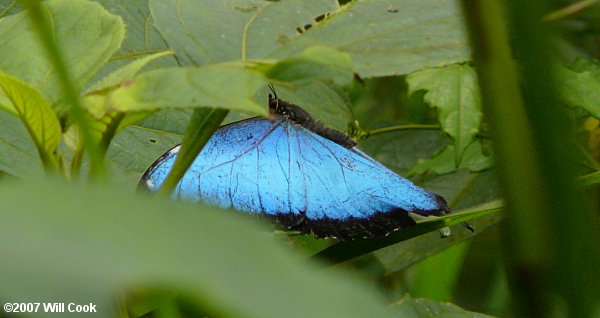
[{"xmin": 139, "ymin": 90, "xmax": 450, "ymax": 240}]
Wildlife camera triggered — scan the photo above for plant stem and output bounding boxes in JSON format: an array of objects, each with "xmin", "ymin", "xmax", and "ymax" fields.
[
  {"xmin": 157, "ymin": 108, "xmax": 228, "ymax": 196},
  {"xmin": 366, "ymin": 124, "xmax": 440, "ymax": 137}
]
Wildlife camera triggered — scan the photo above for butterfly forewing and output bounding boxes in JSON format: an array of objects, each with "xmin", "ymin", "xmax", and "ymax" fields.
[{"xmin": 140, "ymin": 117, "xmax": 449, "ymax": 239}]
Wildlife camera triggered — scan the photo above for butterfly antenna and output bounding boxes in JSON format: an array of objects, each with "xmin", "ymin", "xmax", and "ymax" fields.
[
  {"xmin": 267, "ymin": 84, "xmax": 279, "ymax": 113},
  {"xmin": 267, "ymin": 84, "xmax": 277, "ymax": 99}
]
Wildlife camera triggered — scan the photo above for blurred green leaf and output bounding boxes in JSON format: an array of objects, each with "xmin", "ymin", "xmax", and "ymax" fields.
[
  {"xmin": 0, "ymin": 0, "xmax": 124, "ymax": 105},
  {"xmin": 464, "ymin": 1, "xmax": 600, "ymax": 316},
  {"xmin": 106, "ymin": 64, "xmax": 269, "ymax": 116},
  {"xmin": 409, "ymin": 242, "xmax": 469, "ymax": 302},
  {"xmin": 270, "ymin": 0, "xmax": 470, "ymax": 77},
  {"xmin": 0, "ymin": 72, "xmax": 61, "ymax": 170},
  {"xmin": 0, "ymin": 179, "xmax": 399, "ymax": 318},
  {"xmin": 407, "ymin": 64, "xmax": 482, "ymax": 166},
  {"xmin": 408, "ymin": 143, "xmax": 493, "ymax": 176},
  {"xmin": 149, "ymin": 0, "xmax": 339, "ymax": 65},
  {"xmin": 557, "ymin": 58, "xmax": 600, "ymax": 118},
  {"xmin": 392, "ymin": 294, "xmax": 493, "ymax": 317}
]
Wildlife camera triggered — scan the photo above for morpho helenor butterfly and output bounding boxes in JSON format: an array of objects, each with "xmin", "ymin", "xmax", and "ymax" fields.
[{"xmin": 139, "ymin": 87, "xmax": 452, "ymax": 240}]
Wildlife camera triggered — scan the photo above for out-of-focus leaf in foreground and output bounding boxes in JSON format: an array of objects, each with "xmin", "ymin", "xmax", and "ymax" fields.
[{"xmin": 0, "ymin": 179, "xmax": 398, "ymax": 318}]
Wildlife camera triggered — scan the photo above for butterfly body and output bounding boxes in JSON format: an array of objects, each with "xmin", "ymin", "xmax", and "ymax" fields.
[
  {"xmin": 268, "ymin": 93, "xmax": 357, "ymax": 149},
  {"xmin": 140, "ymin": 100, "xmax": 450, "ymax": 240}
]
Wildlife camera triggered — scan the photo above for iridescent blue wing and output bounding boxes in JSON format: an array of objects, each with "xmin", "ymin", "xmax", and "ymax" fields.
[{"xmin": 139, "ymin": 117, "xmax": 449, "ymax": 239}]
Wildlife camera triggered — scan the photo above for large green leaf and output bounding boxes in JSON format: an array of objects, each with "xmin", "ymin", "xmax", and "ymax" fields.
[
  {"xmin": 149, "ymin": 0, "xmax": 469, "ymax": 78},
  {"xmin": 270, "ymin": 0, "xmax": 470, "ymax": 77},
  {"xmin": 149, "ymin": 0, "xmax": 339, "ymax": 65},
  {"xmin": 0, "ymin": 179, "xmax": 398, "ymax": 318},
  {"xmin": 0, "ymin": 73, "xmax": 61, "ymax": 170},
  {"xmin": 0, "ymin": 0, "xmax": 124, "ymax": 105},
  {"xmin": 556, "ymin": 58, "xmax": 600, "ymax": 118},
  {"xmin": 407, "ymin": 64, "xmax": 482, "ymax": 166}
]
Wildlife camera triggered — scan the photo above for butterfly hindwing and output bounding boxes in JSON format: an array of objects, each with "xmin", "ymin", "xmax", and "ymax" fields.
[{"xmin": 139, "ymin": 117, "xmax": 449, "ymax": 239}]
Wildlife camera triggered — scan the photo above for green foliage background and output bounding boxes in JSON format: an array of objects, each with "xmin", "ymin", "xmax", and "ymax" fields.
[{"xmin": 0, "ymin": 0, "xmax": 599, "ymax": 317}]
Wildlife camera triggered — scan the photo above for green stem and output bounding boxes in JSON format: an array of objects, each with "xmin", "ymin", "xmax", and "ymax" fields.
[
  {"xmin": 70, "ymin": 142, "xmax": 84, "ymax": 179},
  {"xmin": 158, "ymin": 109, "xmax": 228, "ymax": 196},
  {"xmin": 20, "ymin": 0, "xmax": 105, "ymax": 179},
  {"xmin": 367, "ymin": 124, "xmax": 440, "ymax": 137},
  {"xmin": 98, "ymin": 113, "xmax": 125, "ymax": 160}
]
